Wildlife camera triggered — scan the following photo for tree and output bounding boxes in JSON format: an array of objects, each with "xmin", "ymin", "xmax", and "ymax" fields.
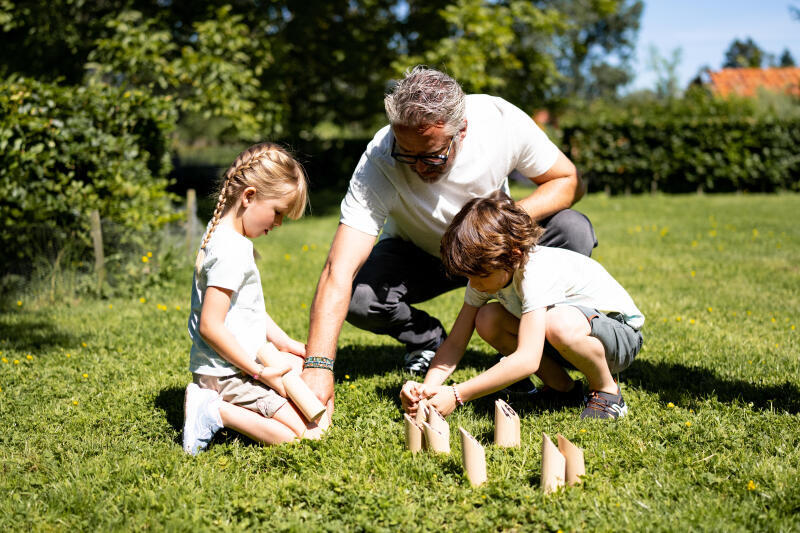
[
  {"xmin": 647, "ymin": 45, "xmax": 683, "ymax": 100},
  {"xmin": 538, "ymin": 0, "xmax": 644, "ymax": 101},
  {"xmin": 779, "ymin": 49, "xmax": 796, "ymax": 67},
  {"xmin": 723, "ymin": 38, "xmax": 765, "ymax": 68}
]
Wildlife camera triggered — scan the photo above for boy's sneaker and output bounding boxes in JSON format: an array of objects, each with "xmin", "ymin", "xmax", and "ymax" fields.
[
  {"xmin": 580, "ymin": 388, "xmax": 627, "ymax": 420},
  {"xmin": 403, "ymin": 349, "xmax": 435, "ymax": 375},
  {"xmin": 183, "ymin": 383, "xmax": 223, "ymax": 455}
]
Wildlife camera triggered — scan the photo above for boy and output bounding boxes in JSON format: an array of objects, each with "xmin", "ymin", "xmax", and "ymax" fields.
[{"xmin": 400, "ymin": 192, "xmax": 644, "ymax": 420}]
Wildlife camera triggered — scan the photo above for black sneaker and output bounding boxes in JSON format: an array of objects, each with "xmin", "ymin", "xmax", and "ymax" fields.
[{"xmin": 580, "ymin": 388, "xmax": 628, "ymax": 419}]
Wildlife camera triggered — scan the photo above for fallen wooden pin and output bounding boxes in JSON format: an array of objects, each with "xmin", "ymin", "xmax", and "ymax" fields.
[
  {"xmin": 494, "ymin": 398, "xmax": 520, "ymax": 447},
  {"xmin": 459, "ymin": 427, "xmax": 487, "ymax": 486}
]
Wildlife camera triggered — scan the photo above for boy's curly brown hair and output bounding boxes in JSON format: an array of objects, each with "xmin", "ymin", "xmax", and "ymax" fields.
[{"xmin": 440, "ymin": 190, "xmax": 544, "ymax": 277}]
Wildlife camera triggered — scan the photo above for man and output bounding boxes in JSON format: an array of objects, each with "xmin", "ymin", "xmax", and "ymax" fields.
[{"xmin": 302, "ymin": 66, "xmax": 596, "ymax": 415}]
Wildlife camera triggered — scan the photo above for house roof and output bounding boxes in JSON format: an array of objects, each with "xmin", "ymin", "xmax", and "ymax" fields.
[{"xmin": 708, "ymin": 67, "xmax": 800, "ymax": 97}]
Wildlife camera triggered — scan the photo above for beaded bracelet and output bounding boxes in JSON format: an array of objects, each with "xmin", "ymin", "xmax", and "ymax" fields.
[
  {"xmin": 253, "ymin": 365, "xmax": 265, "ymax": 380},
  {"xmin": 452, "ymin": 385, "xmax": 464, "ymax": 407},
  {"xmin": 303, "ymin": 356, "xmax": 334, "ymax": 372}
]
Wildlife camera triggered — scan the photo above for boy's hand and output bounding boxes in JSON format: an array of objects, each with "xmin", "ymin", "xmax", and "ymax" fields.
[
  {"xmin": 257, "ymin": 366, "xmax": 292, "ymax": 397},
  {"xmin": 400, "ymin": 380, "xmax": 425, "ymax": 414},
  {"xmin": 426, "ymin": 386, "xmax": 457, "ymax": 417}
]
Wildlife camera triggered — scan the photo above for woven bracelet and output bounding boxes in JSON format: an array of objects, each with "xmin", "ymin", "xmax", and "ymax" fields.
[{"xmin": 303, "ymin": 356, "xmax": 334, "ymax": 371}]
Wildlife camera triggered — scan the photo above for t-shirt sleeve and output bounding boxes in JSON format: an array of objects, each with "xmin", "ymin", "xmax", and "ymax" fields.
[
  {"xmin": 518, "ymin": 259, "xmax": 565, "ymax": 314},
  {"xmin": 464, "ymin": 283, "xmax": 491, "ymax": 308},
  {"xmin": 339, "ymin": 151, "xmax": 393, "ymax": 236},
  {"xmin": 497, "ymin": 97, "xmax": 560, "ymax": 178},
  {"xmin": 204, "ymin": 241, "xmax": 246, "ymax": 292}
]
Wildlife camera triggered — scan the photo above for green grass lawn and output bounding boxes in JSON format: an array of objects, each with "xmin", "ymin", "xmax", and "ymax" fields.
[{"xmin": 1, "ymin": 190, "xmax": 799, "ymax": 531}]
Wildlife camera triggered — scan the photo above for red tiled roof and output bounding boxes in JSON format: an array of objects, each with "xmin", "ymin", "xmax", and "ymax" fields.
[{"xmin": 708, "ymin": 67, "xmax": 800, "ymax": 97}]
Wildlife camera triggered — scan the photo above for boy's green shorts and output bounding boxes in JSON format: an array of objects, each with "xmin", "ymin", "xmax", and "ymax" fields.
[{"xmin": 543, "ymin": 305, "xmax": 643, "ymax": 374}]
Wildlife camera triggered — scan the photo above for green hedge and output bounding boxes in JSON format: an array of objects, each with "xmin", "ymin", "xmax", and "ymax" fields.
[
  {"xmin": 0, "ymin": 78, "xmax": 179, "ymax": 276},
  {"xmin": 561, "ymin": 112, "xmax": 800, "ymax": 194}
]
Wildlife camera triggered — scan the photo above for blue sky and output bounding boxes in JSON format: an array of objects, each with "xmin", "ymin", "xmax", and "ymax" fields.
[{"xmin": 630, "ymin": 0, "xmax": 800, "ymax": 91}]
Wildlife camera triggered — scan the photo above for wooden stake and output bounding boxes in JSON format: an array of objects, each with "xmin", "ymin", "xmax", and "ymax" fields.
[
  {"xmin": 404, "ymin": 414, "xmax": 423, "ymax": 453},
  {"xmin": 540, "ymin": 432, "xmax": 565, "ymax": 494},
  {"xmin": 89, "ymin": 210, "xmax": 105, "ymax": 292},
  {"xmin": 494, "ymin": 399, "xmax": 520, "ymax": 447},
  {"xmin": 557, "ymin": 434, "xmax": 585, "ymax": 486},
  {"xmin": 415, "ymin": 399, "xmax": 428, "ymax": 426},
  {"xmin": 427, "ymin": 405, "xmax": 449, "ymax": 438},
  {"xmin": 282, "ymin": 372, "xmax": 326, "ymax": 422},
  {"xmin": 459, "ymin": 427, "xmax": 487, "ymax": 486}
]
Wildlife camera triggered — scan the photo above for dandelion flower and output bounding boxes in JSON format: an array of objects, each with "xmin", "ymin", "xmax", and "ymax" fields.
[
  {"xmin": 752, "ymin": 229, "xmax": 759, "ymax": 238},
  {"xmin": 108, "ymin": 304, "xmax": 113, "ymax": 309},
  {"xmin": 345, "ymin": 374, "xmax": 350, "ymax": 380},
  {"xmin": 26, "ymin": 354, "xmax": 32, "ymax": 360},
  {"xmin": 302, "ymin": 244, "xmax": 309, "ymax": 252},
  {"xmin": 284, "ymin": 254, "xmax": 291, "ymax": 260},
  {"xmin": 301, "ymin": 303, "xmax": 307, "ymax": 309},
  {"xmin": 746, "ymin": 310, "xmax": 752, "ymax": 316},
  {"xmin": 676, "ymin": 316, "xmax": 682, "ymax": 322},
  {"xmin": 147, "ymin": 251, "xmax": 153, "ymax": 258},
  {"xmin": 667, "ymin": 402, "xmax": 675, "ymax": 408},
  {"xmin": 141, "ymin": 256, "xmax": 149, "ymax": 263},
  {"xmin": 691, "ymin": 241, "xmax": 698, "ymax": 247},
  {"xmin": 349, "ymin": 384, "xmax": 356, "ymax": 389},
  {"xmin": 13, "ymin": 360, "xmax": 19, "ymax": 365},
  {"xmin": 580, "ymin": 428, "xmax": 587, "ymax": 433},
  {"xmin": 685, "ymin": 421, "xmax": 692, "ymax": 427},
  {"xmin": 1, "ymin": 357, "xmax": 6, "ymax": 363},
  {"xmin": 747, "ymin": 480, "xmax": 756, "ymax": 491},
  {"xmin": 82, "ymin": 373, "xmax": 88, "ymax": 378},
  {"xmin": 17, "ymin": 300, "xmax": 24, "ymax": 306},
  {"xmin": 791, "ymin": 325, "xmax": 795, "ymax": 331},
  {"xmin": 689, "ymin": 319, "xmax": 695, "ymax": 325},
  {"xmin": 139, "ymin": 297, "xmax": 146, "ymax": 304},
  {"xmin": 707, "ymin": 307, "xmax": 713, "ymax": 313},
  {"xmin": 82, "ymin": 342, "xmax": 87, "ymax": 348},
  {"xmin": 691, "ymin": 271, "xmax": 696, "ymax": 277},
  {"xmin": 73, "ymin": 400, "xmax": 78, "ymax": 406},
  {"xmin": 771, "ymin": 317, "xmax": 776, "ymax": 323},
  {"xmin": 66, "ymin": 353, "xmax": 71, "ymax": 358},
  {"xmin": 175, "ymin": 305, "xmax": 181, "ymax": 311}
]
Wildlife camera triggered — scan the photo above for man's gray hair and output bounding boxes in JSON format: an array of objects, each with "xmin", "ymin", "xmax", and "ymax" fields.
[{"xmin": 384, "ymin": 66, "xmax": 466, "ymax": 136}]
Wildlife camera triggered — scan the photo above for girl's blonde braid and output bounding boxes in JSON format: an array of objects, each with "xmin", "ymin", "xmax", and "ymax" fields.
[{"xmin": 193, "ymin": 144, "xmax": 273, "ymax": 273}]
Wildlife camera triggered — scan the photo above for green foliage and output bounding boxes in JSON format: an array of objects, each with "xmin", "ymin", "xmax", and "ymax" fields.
[
  {"xmin": 561, "ymin": 91, "xmax": 800, "ymax": 193},
  {"xmin": 723, "ymin": 37, "xmax": 766, "ymax": 69},
  {"xmin": 1, "ymin": 192, "xmax": 799, "ymax": 530},
  {"xmin": 86, "ymin": 7, "xmax": 271, "ymax": 140},
  {"xmin": 0, "ymin": 77, "xmax": 179, "ymax": 282}
]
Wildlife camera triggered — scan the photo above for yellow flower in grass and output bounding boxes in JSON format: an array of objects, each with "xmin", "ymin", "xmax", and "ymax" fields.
[
  {"xmin": 13, "ymin": 360, "xmax": 19, "ymax": 365},
  {"xmin": 690, "ymin": 270, "xmax": 696, "ymax": 277},
  {"xmin": 580, "ymin": 428, "xmax": 587, "ymax": 433},
  {"xmin": 685, "ymin": 421, "xmax": 692, "ymax": 427},
  {"xmin": 676, "ymin": 316, "xmax": 682, "ymax": 322},
  {"xmin": 108, "ymin": 304, "xmax": 113, "ymax": 309},
  {"xmin": 147, "ymin": 251, "xmax": 153, "ymax": 258},
  {"xmin": 691, "ymin": 240, "xmax": 698, "ymax": 248},
  {"xmin": 747, "ymin": 480, "xmax": 756, "ymax": 491},
  {"xmin": 667, "ymin": 402, "xmax": 675, "ymax": 408},
  {"xmin": 302, "ymin": 244, "xmax": 309, "ymax": 252},
  {"xmin": 66, "ymin": 353, "xmax": 71, "ymax": 358},
  {"xmin": 301, "ymin": 303, "xmax": 307, "ymax": 309},
  {"xmin": 139, "ymin": 297, "xmax": 146, "ymax": 304},
  {"xmin": 752, "ymin": 229, "xmax": 759, "ymax": 238},
  {"xmin": 26, "ymin": 354, "xmax": 32, "ymax": 360},
  {"xmin": 82, "ymin": 373, "xmax": 88, "ymax": 379},
  {"xmin": 344, "ymin": 374, "xmax": 350, "ymax": 380},
  {"xmin": 81, "ymin": 342, "xmax": 87, "ymax": 348},
  {"xmin": 1, "ymin": 358, "xmax": 7, "ymax": 363},
  {"xmin": 771, "ymin": 317, "xmax": 776, "ymax": 323},
  {"xmin": 17, "ymin": 300, "xmax": 23, "ymax": 307},
  {"xmin": 791, "ymin": 325, "xmax": 796, "ymax": 331},
  {"xmin": 72, "ymin": 400, "xmax": 79, "ymax": 406},
  {"xmin": 141, "ymin": 256, "xmax": 149, "ymax": 263},
  {"xmin": 349, "ymin": 384, "xmax": 356, "ymax": 389},
  {"xmin": 175, "ymin": 305, "xmax": 181, "ymax": 311},
  {"xmin": 689, "ymin": 319, "xmax": 695, "ymax": 325}
]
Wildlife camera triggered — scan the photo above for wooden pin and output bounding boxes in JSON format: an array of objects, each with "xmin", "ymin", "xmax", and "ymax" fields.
[
  {"xmin": 459, "ymin": 427, "xmax": 487, "ymax": 487},
  {"xmin": 540, "ymin": 432, "xmax": 565, "ymax": 494},
  {"xmin": 427, "ymin": 405, "xmax": 449, "ymax": 438},
  {"xmin": 415, "ymin": 399, "xmax": 428, "ymax": 426},
  {"xmin": 557, "ymin": 434, "xmax": 585, "ymax": 486},
  {"xmin": 404, "ymin": 413, "xmax": 423, "ymax": 453},
  {"xmin": 282, "ymin": 371, "xmax": 326, "ymax": 422},
  {"xmin": 422, "ymin": 422, "xmax": 450, "ymax": 453},
  {"xmin": 494, "ymin": 399, "xmax": 521, "ymax": 447}
]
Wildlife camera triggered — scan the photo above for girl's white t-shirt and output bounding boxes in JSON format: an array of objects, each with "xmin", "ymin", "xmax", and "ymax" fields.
[
  {"xmin": 464, "ymin": 246, "xmax": 645, "ymax": 330},
  {"xmin": 187, "ymin": 224, "xmax": 267, "ymax": 376},
  {"xmin": 339, "ymin": 94, "xmax": 560, "ymax": 257}
]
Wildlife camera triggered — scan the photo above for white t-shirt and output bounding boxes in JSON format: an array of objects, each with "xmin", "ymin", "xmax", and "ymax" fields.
[
  {"xmin": 187, "ymin": 224, "xmax": 267, "ymax": 376},
  {"xmin": 339, "ymin": 94, "xmax": 560, "ymax": 257},
  {"xmin": 464, "ymin": 246, "xmax": 645, "ymax": 330}
]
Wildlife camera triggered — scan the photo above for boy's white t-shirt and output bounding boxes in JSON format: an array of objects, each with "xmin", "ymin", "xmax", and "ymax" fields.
[
  {"xmin": 339, "ymin": 94, "xmax": 560, "ymax": 257},
  {"xmin": 187, "ymin": 224, "xmax": 267, "ymax": 376},
  {"xmin": 464, "ymin": 246, "xmax": 645, "ymax": 330}
]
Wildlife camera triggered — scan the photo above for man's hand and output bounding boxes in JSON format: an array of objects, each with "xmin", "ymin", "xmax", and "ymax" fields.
[{"xmin": 301, "ymin": 367, "xmax": 335, "ymax": 418}]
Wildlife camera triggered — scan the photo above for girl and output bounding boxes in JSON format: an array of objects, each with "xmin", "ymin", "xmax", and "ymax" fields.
[{"xmin": 183, "ymin": 142, "xmax": 327, "ymax": 455}]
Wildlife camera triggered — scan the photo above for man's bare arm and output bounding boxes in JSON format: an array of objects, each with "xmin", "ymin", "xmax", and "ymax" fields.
[
  {"xmin": 516, "ymin": 150, "xmax": 584, "ymax": 222},
  {"xmin": 302, "ymin": 223, "xmax": 376, "ymax": 413}
]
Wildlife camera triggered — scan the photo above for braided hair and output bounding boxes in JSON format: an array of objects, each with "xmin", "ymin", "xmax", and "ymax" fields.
[{"xmin": 194, "ymin": 142, "xmax": 308, "ymax": 274}]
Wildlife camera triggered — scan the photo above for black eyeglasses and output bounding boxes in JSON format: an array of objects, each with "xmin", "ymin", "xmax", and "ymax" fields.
[{"xmin": 391, "ymin": 135, "xmax": 456, "ymax": 166}]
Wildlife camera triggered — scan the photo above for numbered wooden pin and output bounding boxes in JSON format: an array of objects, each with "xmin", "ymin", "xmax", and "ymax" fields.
[
  {"xmin": 422, "ymin": 422, "xmax": 450, "ymax": 453},
  {"xmin": 540, "ymin": 432, "xmax": 566, "ymax": 494},
  {"xmin": 427, "ymin": 406, "xmax": 449, "ymax": 439},
  {"xmin": 557, "ymin": 434, "xmax": 585, "ymax": 486},
  {"xmin": 494, "ymin": 399, "xmax": 520, "ymax": 447},
  {"xmin": 459, "ymin": 427, "xmax": 487, "ymax": 487}
]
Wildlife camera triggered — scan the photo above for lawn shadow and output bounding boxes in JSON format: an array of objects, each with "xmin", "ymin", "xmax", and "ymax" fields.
[
  {"xmin": 334, "ymin": 343, "xmax": 404, "ymax": 378},
  {"xmin": 155, "ymin": 386, "xmax": 185, "ymax": 443},
  {"xmin": 624, "ymin": 359, "xmax": 800, "ymax": 414},
  {"xmin": 0, "ymin": 316, "xmax": 78, "ymax": 351}
]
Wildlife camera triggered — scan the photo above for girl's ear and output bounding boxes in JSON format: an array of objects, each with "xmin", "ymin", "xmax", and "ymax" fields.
[{"xmin": 241, "ymin": 186, "xmax": 258, "ymax": 207}]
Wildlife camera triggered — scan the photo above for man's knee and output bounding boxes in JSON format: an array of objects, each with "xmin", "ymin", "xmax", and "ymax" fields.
[
  {"xmin": 346, "ymin": 283, "xmax": 380, "ymax": 329},
  {"xmin": 541, "ymin": 209, "xmax": 597, "ymax": 257}
]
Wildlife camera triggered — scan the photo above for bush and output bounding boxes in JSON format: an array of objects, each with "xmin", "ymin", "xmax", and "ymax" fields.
[
  {"xmin": 560, "ymin": 91, "xmax": 800, "ymax": 193},
  {"xmin": 0, "ymin": 77, "xmax": 180, "ymax": 288}
]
